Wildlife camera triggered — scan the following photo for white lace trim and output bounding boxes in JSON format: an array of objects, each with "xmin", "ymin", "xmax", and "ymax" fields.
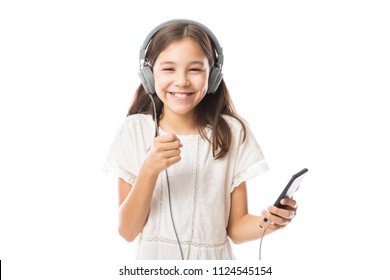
[
  {"xmin": 144, "ymin": 236, "xmax": 227, "ymax": 248},
  {"xmin": 231, "ymin": 159, "xmax": 269, "ymax": 190},
  {"xmin": 136, "ymin": 237, "xmax": 235, "ymax": 260},
  {"xmin": 101, "ymin": 159, "xmax": 137, "ymax": 185}
]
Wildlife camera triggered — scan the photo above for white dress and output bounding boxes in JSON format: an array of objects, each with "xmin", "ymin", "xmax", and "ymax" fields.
[{"xmin": 102, "ymin": 114, "xmax": 268, "ymax": 260}]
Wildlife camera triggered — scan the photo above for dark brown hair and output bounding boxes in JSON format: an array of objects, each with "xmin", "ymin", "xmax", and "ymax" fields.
[{"xmin": 127, "ymin": 21, "xmax": 246, "ymax": 159}]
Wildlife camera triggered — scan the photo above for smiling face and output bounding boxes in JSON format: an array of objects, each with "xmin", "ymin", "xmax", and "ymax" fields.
[{"xmin": 153, "ymin": 37, "xmax": 210, "ymax": 120}]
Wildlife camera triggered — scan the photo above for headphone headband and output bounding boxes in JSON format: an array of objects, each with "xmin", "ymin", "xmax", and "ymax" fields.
[{"xmin": 139, "ymin": 19, "xmax": 224, "ymax": 67}]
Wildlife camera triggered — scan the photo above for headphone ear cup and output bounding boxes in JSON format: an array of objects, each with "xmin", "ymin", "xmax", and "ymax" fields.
[
  {"xmin": 207, "ymin": 66, "xmax": 223, "ymax": 94},
  {"xmin": 138, "ymin": 66, "xmax": 155, "ymax": 94}
]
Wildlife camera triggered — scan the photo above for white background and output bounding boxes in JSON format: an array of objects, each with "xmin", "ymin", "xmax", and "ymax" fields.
[{"xmin": 1, "ymin": 0, "xmax": 389, "ymax": 279}]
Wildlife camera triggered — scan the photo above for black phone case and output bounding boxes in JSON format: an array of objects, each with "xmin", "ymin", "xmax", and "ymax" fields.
[{"xmin": 263, "ymin": 168, "xmax": 308, "ymax": 223}]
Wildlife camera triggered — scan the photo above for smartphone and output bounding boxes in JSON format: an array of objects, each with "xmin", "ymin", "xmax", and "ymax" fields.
[{"xmin": 263, "ymin": 168, "xmax": 308, "ymax": 222}]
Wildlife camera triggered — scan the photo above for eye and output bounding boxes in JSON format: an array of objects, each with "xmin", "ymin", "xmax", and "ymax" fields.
[
  {"xmin": 189, "ymin": 68, "xmax": 202, "ymax": 72},
  {"xmin": 162, "ymin": 68, "xmax": 174, "ymax": 71}
]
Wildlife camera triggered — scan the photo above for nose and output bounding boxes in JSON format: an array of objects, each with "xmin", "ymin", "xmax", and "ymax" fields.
[{"xmin": 174, "ymin": 71, "xmax": 190, "ymax": 87}]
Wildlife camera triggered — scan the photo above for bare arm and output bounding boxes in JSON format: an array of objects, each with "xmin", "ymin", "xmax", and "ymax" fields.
[
  {"xmin": 227, "ymin": 182, "xmax": 297, "ymax": 244},
  {"xmin": 117, "ymin": 167, "xmax": 159, "ymax": 242},
  {"xmin": 117, "ymin": 133, "xmax": 182, "ymax": 242}
]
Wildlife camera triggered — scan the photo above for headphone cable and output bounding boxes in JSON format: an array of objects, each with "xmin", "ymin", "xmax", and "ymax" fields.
[
  {"xmin": 148, "ymin": 93, "xmax": 184, "ymax": 260},
  {"xmin": 259, "ymin": 227, "xmax": 266, "ymax": 260},
  {"xmin": 165, "ymin": 169, "xmax": 184, "ymax": 260}
]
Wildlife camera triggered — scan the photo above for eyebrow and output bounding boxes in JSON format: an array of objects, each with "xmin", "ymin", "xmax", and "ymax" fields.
[{"xmin": 159, "ymin": 61, "xmax": 206, "ymax": 65}]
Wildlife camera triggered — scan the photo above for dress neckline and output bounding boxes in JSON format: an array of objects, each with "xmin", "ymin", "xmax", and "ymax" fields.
[{"xmin": 158, "ymin": 127, "xmax": 201, "ymax": 140}]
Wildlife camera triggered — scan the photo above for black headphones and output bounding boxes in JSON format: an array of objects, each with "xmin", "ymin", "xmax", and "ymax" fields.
[{"xmin": 138, "ymin": 19, "xmax": 224, "ymax": 94}]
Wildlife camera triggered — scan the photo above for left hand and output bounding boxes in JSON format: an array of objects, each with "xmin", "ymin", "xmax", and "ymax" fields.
[{"xmin": 258, "ymin": 198, "xmax": 298, "ymax": 232}]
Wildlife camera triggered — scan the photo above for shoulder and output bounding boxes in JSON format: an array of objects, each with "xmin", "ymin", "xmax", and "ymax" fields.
[
  {"xmin": 124, "ymin": 113, "xmax": 153, "ymax": 124},
  {"xmin": 221, "ymin": 114, "xmax": 260, "ymax": 147},
  {"xmin": 221, "ymin": 114, "xmax": 249, "ymax": 133},
  {"xmin": 121, "ymin": 114, "xmax": 154, "ymax": 129},
  {"xmin": 117, "ymin": 114, "xmax": 155, "ymax": 139}
]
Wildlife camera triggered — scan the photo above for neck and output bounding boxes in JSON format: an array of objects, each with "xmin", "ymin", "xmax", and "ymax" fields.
[{"xmin": 159, "ymin": 111, "xmax": 198, "ymax": 135}]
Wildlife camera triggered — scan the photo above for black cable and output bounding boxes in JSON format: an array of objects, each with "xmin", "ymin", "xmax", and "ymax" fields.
[{"xmin": 148, "ymin": 93, "xmax": 184, "ymax": 260}]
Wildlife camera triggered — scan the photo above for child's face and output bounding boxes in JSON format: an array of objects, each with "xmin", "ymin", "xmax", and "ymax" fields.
[{"xmin": 153, "ymin": 37, "xmax": 210, "ymax": 118}]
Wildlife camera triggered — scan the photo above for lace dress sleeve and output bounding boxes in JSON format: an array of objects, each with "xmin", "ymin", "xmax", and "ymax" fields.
[
  {"xmin": 102, "ymin": 117, "xmax": 139, "ymax": 185},
  {"xmin": 231, "ymin": 121, "xmax": 269, "ymax": 190}
]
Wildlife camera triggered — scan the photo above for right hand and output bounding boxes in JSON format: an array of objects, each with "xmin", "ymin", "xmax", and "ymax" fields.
[{"xmin": 144, "ymin": 132, "xmax": 183, "ymax": 175}]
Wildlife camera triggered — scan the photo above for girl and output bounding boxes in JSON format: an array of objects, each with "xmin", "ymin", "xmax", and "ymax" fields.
[{"xmin": 103, "ymin": 19, "xmax": 298, "ymax": 260}]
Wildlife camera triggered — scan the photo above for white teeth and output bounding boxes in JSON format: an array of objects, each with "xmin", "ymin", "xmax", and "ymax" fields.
[{"xmin": 170, "ymin": 92, "xmax": 190, "ymax": 98}]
